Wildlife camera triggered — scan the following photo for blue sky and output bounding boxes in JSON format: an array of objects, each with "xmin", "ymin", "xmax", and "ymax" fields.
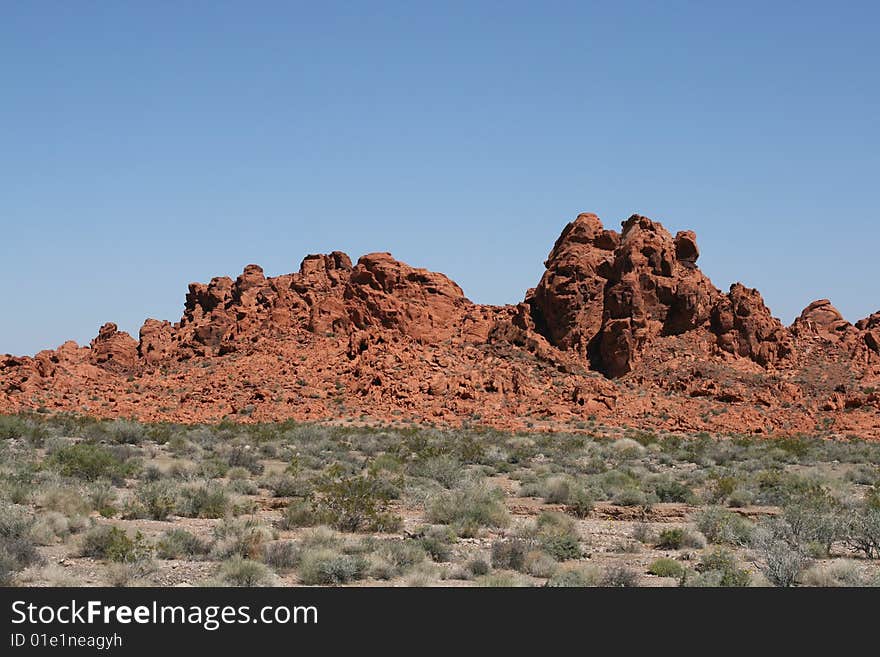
[{"xmin": 2, "ymin": 2, "xmax": 878, "ymax": 355}]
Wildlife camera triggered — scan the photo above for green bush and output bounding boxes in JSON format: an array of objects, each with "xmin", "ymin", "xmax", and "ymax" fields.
[
  {"xmin": 178, "ymin": 485, "xmax": 230, "ymax": 518},
  {"xmin": 211, "ymin": 518, "xmax": 273, "ymax": 559},
  {"xmin": 690, "ymin": 548, "xmax": 751, "ymax": 587},
  {"xmin": 534, "ymin": 512, "xmax": 581, "ymax": 561},
  {"xmin": 315, "ymin": 470, "xmax": 400, "ymax": 533},
  {"xmin": 546, "ymin": 566, "xmax": 600, "ymax": 587},
  {"xmin": 566, "ymin": 486, "xmax": 594, "ymax": 518},
  {"xmin": 656, "ymin": 528, "xmax": 684, "ymax": 549},
  {"xmin": 80, "ymin": 526, "xmax": 151, "ymax": 563},
  {"xmin": 0, "ymin": 503, "xmax": 41, "ymax": 585},
  {"xmin": 135, "ymin": 481, "xmax": 178, "ymax": 520},
  {"xmin": 279, "ymin": 498, "xmax": 319, "ymax": 529},
  {"xmin": 49, "ymin": 443, "xmax": 135, "ymax": 482},
  {"xmin": 694, "ymin": 506, "xmax": 753, "ymax": 545},
  {"xmin": 298, "ymin": 549, "xmax": 368, "ymax": 585},
  {"xmin": 156, "ymin": 529, "xmax": 210, "ymax": 559},
  {"xmin": 417, "ymin": 526, "xmax": 454, "ymax": 562},
  {"xmin": 216, "ymin": 556, "xmax": 273, "ymax": 586},
  {"xmin": 648, "ymin": 558, "xmax": 685, "ymax": 578},
  {"xmin": 425, "ymin": 483, "xmax": 509, "ymax": 536}
]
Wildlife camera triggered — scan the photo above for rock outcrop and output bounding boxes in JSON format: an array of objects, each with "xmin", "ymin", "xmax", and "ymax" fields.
[
  {"xmin": 710, "ymin": 284, "xmax": 791, "ymax": 367},
  {"xmin": 1, "ymin": 210, "xmax": 878, "ymax": 437}
]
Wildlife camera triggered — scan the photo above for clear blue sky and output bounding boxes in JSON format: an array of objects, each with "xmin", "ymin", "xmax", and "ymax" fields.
[{"xmin": 2, "ymin": 2, "xmax": 878, "ymax": 355}]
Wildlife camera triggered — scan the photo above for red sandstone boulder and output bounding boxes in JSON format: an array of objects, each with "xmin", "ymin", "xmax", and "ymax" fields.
[
  {"xmin": 89, "ymin": 323, "xmax": 139, "ymax": 372},
  {"xmin": 138, "ymin": 319, "xmax": 175, "ymax": 365},
  {"xmin": 792, "ymin": 299, "xmax": 852, "ymax": 339},
  {"xmin": 856, "ymin": 312, "xmax": 880, "ymax": 354},
  {"xmin": 344, "ymin": 252, "xmax": 469, "ymax": 342},
  {"xmin": 710, "ymin": 284, "xmax": 791, "ymax": 366}
]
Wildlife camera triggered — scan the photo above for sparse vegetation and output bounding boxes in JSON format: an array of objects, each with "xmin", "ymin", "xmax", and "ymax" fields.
[{"xmin": 1, "ymin": 412, "xmax": 879, "ymax": 587}]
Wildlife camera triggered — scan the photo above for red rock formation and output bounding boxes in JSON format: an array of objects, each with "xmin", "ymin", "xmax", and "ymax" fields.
[
  {"xmin": 856, "ymin": 312, "xmax": 880, "ymax": 354},
  {"xmin": 89, "ymin": 323, "xmax": 139, "ymax": 373},
  {"xmin": 792, "ymin": 299, "xmax": 853, "ymax": 339},
  {"xmin": 710, "ymin": 284, "xmax": 791, "ymax": 367},
  {"xmin": 528, "ymin": 213, "xmax": 617, "ymax": 354},
  {"xmin": 1, "ymin": 211, "xmax": 878, "ymax": 438}
]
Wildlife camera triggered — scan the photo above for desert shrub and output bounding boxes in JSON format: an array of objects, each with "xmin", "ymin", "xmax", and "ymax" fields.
[
  {"xmin": 105, "ymin": 420, "xmax": 147, "ymax": 445},
  {"xmin": 298, "ymin": 548, "xmax": 368, "ymax": 585},
  {"xmin": 370, "ymin": 540, "xmax": 425, "ymax": 578},
  {"xmin": 656, "ymin": 528, "xmax": 684, "ymax": 549},
  {"xmin": 156, "ymin": 529, "xmax": 210, "ymax": 559},
  {"xmin": 566, "ymin": 486, "xmax": 594, "ymax": 518},
  {"xmin": 844, "ymin": 506, "xmax": 880, "ymax": 559},
  {"xmin": 104, "ymin": 561, "xmax": 155, "ymax": 587},
  {"xmin": 802, "ymin": 560, "xmax": 866, "ymax": 587},
  {"xmin": 225, "ymin": 445, "xmax": 264, "ymax": 475},
  {"xmin": 0, "ymin": 415, "xmax": 47, "ymax": 444},
  {"xmin": 48, "ymin": 443, "xmax": 135, "ymax": 482},
  {"xmin": 690, "ymin": 548, "xmax": 750, "ymax": 587},
  {"xmin": 491, "ymin": 539, "xmax": 529, "ymax": 571},
  {"xmin": 88, "ymin": 481, "xmax": 117, "ymax": 517},
  {"xmin": 631, "ymin": 523, "xmax": 655, "ymax": 544},
  {"xmin": 412, "ymin": 454, "xmax": 462, "ymax": 489},
  {"xmin": 655, "ymin": 526, "xmax": 703, "ymax": 550},
  {"xmin": 279, "ymin": 498, "xmax": 320, "ymax": 529},
  {"xmin": 426, "ymin": 482, "xmax": 509, "ymax": 536},
  {"xmin": 417, "ymin": 526, "xmax": 454, "ymax": 562},
  {"xmin": 751, "ymin": 518, "xmax": 811, "ymax": 587},
  {"xmin": 261, "ymin": 473, "xmax": 310, "ymax": 498},
  {"xmin": 650, "ymin": 477, "xmax": 698, "ymax": 504},
  {"xmin": 709, "ymin": 475, "xmax": 738, "ymax": 504},
  {"xmin": 474, "ymin": 572, "xmax": 530, "ymax": 587},
  {"xmin": 0, "ymin": 504, "xmax": 41, "ymax": 584},
  {"xmin": 543, "ymin": 476, "xmax": 572, "ymax": 504},
  {"xmin": 262, "ymin": 541, "xmax": 300, "ymax": 570},
  {"xmin": 216, "ymin": 556, "xmax": 273, "ymax": 587},
  {"xmin": 212, "ymin": 518, "xmax": 274, "ymax": 559},
  {"xmin": 612, "ymin": 487, "xmax": 649, "ymax": 507},
  {"xmin": 534, "ymin": 512, "xmax": 581, "ymax": 561},
  {"xmin": 315, "ymin": 470, "xmax": 400, "ymax": 533},
  {"xmin": 601, "ymin": 564, "xmax": 639, "ymax": 587},
  {"xmin": 523, "ymin": 549, "xmax": 557, "ymax": 578},
  {"xmin": 466, "ymin": 558, "xmax": 490, "ymax": 577},
  {"xmin": 178, "ymin": 484, "xmax": 230, "ymax": 518},
  {"xmin": 31, "ymin": 511, "xmax": 70, "ymax": 545},
  {"xmin": 80, "ymin": 526, "xmax": 150, "ymax": 563},
  {"xmin": 37, "ymin": 485, "xmax": 90, "ymax": 518},
  {"xmin": 648, "ymin": 558, "xmax": 686, "ymax": 578},
  {"xmin": 135, "ymin": 481, "xmax": 178, "ymax": 520},
  {"xmin": 694, "ymin": 506, "xmax": 753, "ymax": 545},
  {"xmin": 610, "ymin": 438, "xmax": 646, "ymax": 459},
  {"xmin": 726, "ymin": 489, "xmax": 753, "ymax": 508},
  {"xmin": 782, "ymin": 489, "xmax": 845, "ymax": 555},
  {"xmin": 546, "ymin": 565, "xmax": 601, "ymax": 587}
]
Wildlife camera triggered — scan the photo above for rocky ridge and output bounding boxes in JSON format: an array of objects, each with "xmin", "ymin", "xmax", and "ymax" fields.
[{"xmin": 2, "ymin": 212, "xmax": 878, "ymax": 437}]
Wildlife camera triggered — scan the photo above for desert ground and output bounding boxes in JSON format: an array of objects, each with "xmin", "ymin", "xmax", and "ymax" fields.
[{"xmin": 2, "ymin": 413, "xmax": 878, "ymax": 587}]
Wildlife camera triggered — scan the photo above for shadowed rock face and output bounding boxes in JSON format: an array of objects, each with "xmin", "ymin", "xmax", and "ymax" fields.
[{"xmin": 1, "ymin": 210, "xmax": 878, "ymax": 437}]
